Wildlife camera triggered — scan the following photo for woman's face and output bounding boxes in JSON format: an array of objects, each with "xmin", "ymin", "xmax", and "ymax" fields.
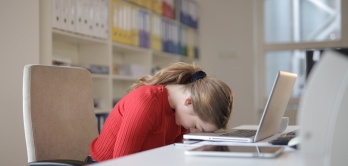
[{"xmin": 174, "ymin": 98, "xmax": 217, "ymax": 133}]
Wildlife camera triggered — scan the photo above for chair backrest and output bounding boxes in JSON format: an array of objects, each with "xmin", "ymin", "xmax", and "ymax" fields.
[{"xmin": 23, "ymin": 65, "xmax": 99, "ymax": 162}]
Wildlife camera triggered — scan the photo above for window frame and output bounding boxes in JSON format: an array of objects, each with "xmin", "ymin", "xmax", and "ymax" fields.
[{"xmin": 254, "ymin": 0, "xmax": 348, "ymax": 111}]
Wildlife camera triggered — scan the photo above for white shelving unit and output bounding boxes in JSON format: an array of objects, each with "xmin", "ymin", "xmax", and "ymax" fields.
[{"xmin": 39, "ymin": 0, "xmax": 197, "ymax": 114}]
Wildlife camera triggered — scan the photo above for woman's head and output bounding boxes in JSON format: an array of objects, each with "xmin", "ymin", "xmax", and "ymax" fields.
[
  {"xmin": 187, "ymin": 76, "xmax": 233, "ymax": 130},
  {"xmin": 130, "ymin": 62, "xmax": 233, "ymax": 130}
]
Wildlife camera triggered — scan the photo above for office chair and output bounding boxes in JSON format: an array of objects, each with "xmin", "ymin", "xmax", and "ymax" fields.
[{"xmin": 23, "ymin": 65, "xmax": 99, "ymax": 166}]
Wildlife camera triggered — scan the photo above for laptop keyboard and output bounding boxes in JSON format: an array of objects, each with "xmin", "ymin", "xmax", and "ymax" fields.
[{"xmin": 221, "ymin": 130, "xmax": 257, "ymax": 137}]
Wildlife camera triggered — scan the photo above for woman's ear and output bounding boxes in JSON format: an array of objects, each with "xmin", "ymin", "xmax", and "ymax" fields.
[
  {"xmin": 184, "ymin": 97, "xmax": 196, "ymax": 114},
  {"xmin": 184, "ymin": 97, "xmax": 192, "ymax": 106}
]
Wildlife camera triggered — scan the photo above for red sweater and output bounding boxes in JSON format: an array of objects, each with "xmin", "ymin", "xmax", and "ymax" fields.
[{"xmin": 90, "ymin": 85, "xmax": 187, "ymax": 161}]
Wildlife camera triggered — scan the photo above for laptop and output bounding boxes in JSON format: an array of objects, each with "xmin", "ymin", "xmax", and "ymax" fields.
[{"xmin": 184, "ymin": 71, "xmax": 297, "ymax": 143}]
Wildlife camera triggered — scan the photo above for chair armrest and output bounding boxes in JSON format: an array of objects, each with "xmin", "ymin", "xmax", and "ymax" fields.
[{"xmin": 28, "ymin": 159, "xmax": 88, "ymax": 166}]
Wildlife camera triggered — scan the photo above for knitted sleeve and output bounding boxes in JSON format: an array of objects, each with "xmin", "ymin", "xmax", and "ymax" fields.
[
  {"xmin": 112, "ymin": 91, "xmax": 161, "ymax": 158},
  {"xmin": 173, "ymin": 126, "xmax": 187, "ymax": 143}
]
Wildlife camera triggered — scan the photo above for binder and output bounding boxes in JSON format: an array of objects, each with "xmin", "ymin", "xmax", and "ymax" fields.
[
  {"xmin": 87, "ymin": 0, "xmax": 95, "ymax": 36},
  {"xmin": 81, "ymin": 0, "xmax": 90, "ymax": 35},
  {"xmin": 61, "ymin": 0, "xmax": 69, "ymax": 31},
  {"xmin": 52, "ymin": 0, "xmax": 62, "ymax": 29},
  {"xmin": 124, "ymin": 2, "xmax": 132, "ymax": 44},
  {"xmin": 67, "ymin": 0, "xmax": 76, "ymax": 32},
  {"xmin": 151, "ymin": 14, "xmax": 162, "ymax": 51},
  {"xmin": 191, "ymin": 0, "xmax": 199, "ymax": 29},
  {"xmin": 179, "ymin": 26, "xmax": 187, "ymax": 56},
  {"xmin": 93, "ymin": 0, "xmax": 101, "ymax": 38},
  {"xmin": 180, "ymin": 0, "xmax": 189, "ymax": 27},
  {"xmin": 75, "ymin": 0, "xmax": 84, "ymax": 35},
  {"xmin": 161, "ymin": 19, "xmax": 168, "ymax": 52},
  {"xmin": 128, "ymin": 0, "xmax": 137, "ymax": 5},
  {"xmin": 194, "ymin": 31, "xmax": 199, "ymax": 59},
  {"xmin": 138, "ymin": 10, "xmax": 144, "ymax": 47},
  {"xmin": 131, "ymin": 6, "xmax": 139, "ymax": 46},
  {"xmin": 112, "ymin": 0, "xmax": 122, "ymax": 43},
  {"xmin": 99, "ymin": 0, "xmax": 109, "ymax": 39},
  {"xmin": 168, "ymin": 22, "xmax": 173, "ymax": 53},
  {"xmin": 160, "ymin": 19, "xmax": 165, "ymax": 52},
  {"xmin": 187, "ymin": 28, "xmax": 194, "ymax": 59},
  {"xmin": 162, "ymin": 0, "xmax": 169, "ymax": 19},
  {"xmin": 178, "ymin": 0, "xmax": 198, "ymax": 29},
  {"xmin": 144, "ymin": 11, "xmax": 151, "ymax": 48},
  {"xmin": 173, "ymin": 23, "xmax": 179, "ymax": 54},
  {"xmin": 137, "ymin": 9, "xmax": 150, "ymax": 48},
  {"xmin": 152, "ymin": 0, "xmax": 162, "ymax": 15},
  {"xmin": 144, "ymin": 0, "xmax": 152, "ymax": 10}
]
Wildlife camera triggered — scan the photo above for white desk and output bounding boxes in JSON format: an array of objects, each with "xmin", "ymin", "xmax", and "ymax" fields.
[{"xmin": 92, "ymin": 126, "xmax": 305, "ymax": 166}]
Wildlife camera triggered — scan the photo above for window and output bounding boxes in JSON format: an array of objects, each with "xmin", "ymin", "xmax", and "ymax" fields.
[
  {"xmin": 265, "ymin": 49, "xmax": 322, "ymax": 97},
  {"xmin": 264, "ymin": 0, "xmax": 341, "ymax": 43},
  {"xmin": 263, "ymin": 0, "xmax": 341, "ymax": 98}
]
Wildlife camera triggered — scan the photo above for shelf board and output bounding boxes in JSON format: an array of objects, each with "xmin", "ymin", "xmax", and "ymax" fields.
[
  {"xmin": 112, "ymin": 42, "xmax": 151, "ymax": 54},
  {"xmin": 91, "ymin": 74, "xmax": 109, "ymax": 79},
  {"xmin": 94, "ymin": 108, "xmax": 112, "ymax": 114},
  {"xmin": 112, "ymin": 75, "xmax": 139, "ymax": 81},
  {"xmin": 153, "ymin": 50, "xmax": 181, "ymax": 59},
  {"xmin": 52, "ymin": 29, "xmax": 108, "ymax": 45}
]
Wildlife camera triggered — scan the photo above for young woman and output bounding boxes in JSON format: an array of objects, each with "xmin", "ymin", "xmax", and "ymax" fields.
[{"xmin": 88, "ymin": 62, "xmax": 233, "ymax": 162}]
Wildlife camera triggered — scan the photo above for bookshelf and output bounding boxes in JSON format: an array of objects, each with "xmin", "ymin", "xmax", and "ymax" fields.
[{"xmin": 39, "ymin": 0, "xmax": 199, "ymax": 114}]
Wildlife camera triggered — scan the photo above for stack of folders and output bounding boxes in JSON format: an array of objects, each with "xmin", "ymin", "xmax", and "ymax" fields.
[
  {"xmin": 124, "ymin": 0, "xmax": 200, "ymax": 58},
  {"xmin": 126, "ymin": 0, "xmax": 175, "ymax": 19},
  {"xmin": 112, "ymin": 0, "xmax": 135, "ymax": 46},
  {"xmin": 193, "ymin": 30, "xmax": 199, "ymax": 59},
  {"xmin": 186, "ymin": 28, "xmax": 196, "ymax": 59},
  {"xmin": 112, "ymin": 0, "xmax": 151, "ymax": 48},
  {"xmin": 52, "ymin": 0, "xmax": 109, "ymax": 39},
  {"xmin": 130, "ymin": 0, "xmax": 163, "ymax": 15},
  {"xmin": 179, "ymin": 26, "xmax": 187, "ymax": 56},
  {"xmin": 161, "ymin": 19, "xmax": 180, "ymax": 54},
  {"xmin": 127, "ymin": 0, "xmax": 153, "ymax": 12},
  {"xmin": 162, "ymin": 0, "xmax": 176, "ymax": 19},
  {"xmin": 179, "ymin": 26, "xmax": 199, "ymax": 59},
  {"xmin": 151, "ymin": 14, "xmax": 162, "ymax": 51},
  {"xmin": 139, "ymin": 9, "xmax": 151, "ymax": 48},
  {"xmin": 179, "ymin": 0, "xmax": 199, "ymax": 29},
  {"xmin": 131, "ymin": 6, "xmax": 140, "ymax": 46},
  {"xmin": 151, "ymin": 0, "xmax": 163, "ymax": 15}
]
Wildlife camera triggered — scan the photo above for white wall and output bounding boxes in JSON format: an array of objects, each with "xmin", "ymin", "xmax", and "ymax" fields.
[
  {"xmin": 198, "ymin": 0, "xmax": 258, "ymax": 128},
  {"xmin": 0, "ymin": 0, "xmax": 39, "ymax": 165}
]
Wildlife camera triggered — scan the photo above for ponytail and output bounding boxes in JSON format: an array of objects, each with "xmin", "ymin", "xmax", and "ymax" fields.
[{"xmin": 129, "ymin": 62, "xmax": 202, "ymax": 91}]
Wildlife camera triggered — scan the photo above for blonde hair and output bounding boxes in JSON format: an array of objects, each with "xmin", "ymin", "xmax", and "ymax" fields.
[{"xmin": 129, "ymin": 62, "xmax": 233, "ymax": 129}]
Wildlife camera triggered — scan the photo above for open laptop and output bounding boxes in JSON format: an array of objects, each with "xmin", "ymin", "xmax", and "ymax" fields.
[{"xmin": 184, "ymin": 71, "xmax": 297, "ymax": 143}]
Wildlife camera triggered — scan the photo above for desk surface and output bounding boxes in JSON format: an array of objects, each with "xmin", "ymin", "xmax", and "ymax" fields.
[{"xmin": 91, "ymin": 126, "xmax": 304, "ymax": 166}]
